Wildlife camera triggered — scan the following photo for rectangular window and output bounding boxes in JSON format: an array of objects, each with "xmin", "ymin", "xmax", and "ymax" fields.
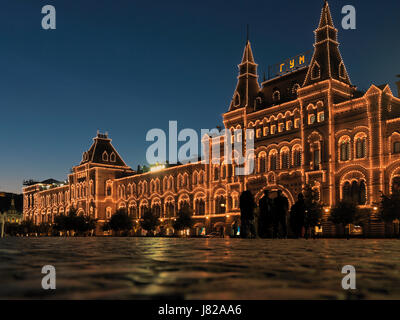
[
  {"xmin": 394, "ymin": 142, "xmax": 400, "ymax": 154},
  {"xmin": 263, "ymin": 126, "xmax": 269, "ymax": 136},
  {"xmin": 294, "ymin": 118, "xmax": 300, "ymax": 128},
  {"xmin": 308, "ymin": 114, "xmax": 316, "ymax": 125},
  {"xmin": 256, "ymin": 128, "xmax": 261, "ymax": 138},
  {"xmin": 317, "ymin": 111, "xmax": 325, "ymax": 122},
  {"xmin": 271, "ymin": 125, "xmax": 276, "ymax": 134},
  {"xmin": 278, "ymin": 123, "xmax": 284, "ymax": 132}
]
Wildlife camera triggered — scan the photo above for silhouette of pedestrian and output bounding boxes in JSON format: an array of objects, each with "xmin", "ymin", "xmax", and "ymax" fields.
[
  {"xmin": 273, "ymin": 190, "xmax": 289, "ymax": 238},
  {"xmin": 239, "ymin": 190, "xmax": 256, "ymax": 238},
  {"xmin": 290, "ymin": 193, "xmax": 306, "ymax": 238},
  {"xmin": 232, "ymin": 220, "xmax": 238, "ymax": 238},
  {"xmin": 258, "ymin": 190, "xmax": 273, "ymax": 238}
]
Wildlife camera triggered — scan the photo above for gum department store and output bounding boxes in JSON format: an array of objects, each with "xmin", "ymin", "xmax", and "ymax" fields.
[{"xmin": 23, "ymin": 2, "xmax": 400, "ymax": 236}]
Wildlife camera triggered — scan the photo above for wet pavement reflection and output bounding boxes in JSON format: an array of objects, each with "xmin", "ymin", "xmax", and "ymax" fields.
[{"xmin": 1, "ymin": 238, "xmax": 400, "ymax": 299}]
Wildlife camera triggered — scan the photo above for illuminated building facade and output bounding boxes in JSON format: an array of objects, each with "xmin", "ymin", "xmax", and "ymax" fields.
[{"xmin": 23, "ymin": 1, "xmax": 400, "ymax": 236}]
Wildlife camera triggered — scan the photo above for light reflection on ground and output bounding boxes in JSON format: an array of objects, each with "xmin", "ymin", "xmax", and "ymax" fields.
[{"xmin": 1, "ymin": 238, "xmax": 399, "ymax": 299}]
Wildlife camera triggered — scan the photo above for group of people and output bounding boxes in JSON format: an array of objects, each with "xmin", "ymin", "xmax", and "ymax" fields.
[{"xmin": 239, "ymin": 189, "xmax": 309, "ymax": 239}]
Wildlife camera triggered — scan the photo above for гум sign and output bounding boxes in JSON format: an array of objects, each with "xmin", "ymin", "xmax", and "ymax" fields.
[{"xmin": 267, "ymin": 51, "xmax": 312, "ymax": 80}]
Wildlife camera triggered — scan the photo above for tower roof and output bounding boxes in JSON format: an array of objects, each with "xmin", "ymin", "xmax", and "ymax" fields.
[
  {"xmin": 241, "ymin": 40, "xmax": 255, "ymax": 64},
  {"xmin": 303, "ymin": 1, "xmax": 352, "ymax": 87},
  {"xmin": 229, "ymin": 40, "xmax": 260, "ymax": 111},
  {"xmin": 80, "ymin": 132, "xmax": 129, "ymax": 167},
  {"xmin": 318, "ymin": 0, "xmax": 335, "ymax": 29}
]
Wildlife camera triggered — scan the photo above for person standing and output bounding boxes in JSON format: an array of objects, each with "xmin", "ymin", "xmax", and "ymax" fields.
[
  {"xmin": 290, "ymin": 193, "xmax": 306, "ymax": 238},
  {"xmin": 273, "ymin": 190, "xmax": 289, "ymax": 238},
  {"xmin": 239, "ymin": 190, "xmax": 256, "ymax": 238},
  {"xmin": 258, "ymin": 190, "xmax": 273, "ymax": 238}
]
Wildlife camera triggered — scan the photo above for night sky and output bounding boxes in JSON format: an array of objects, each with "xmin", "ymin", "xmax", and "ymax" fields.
[{"xmin": 0, "ymin": 0, "xmax": 399, "ymax": 193}]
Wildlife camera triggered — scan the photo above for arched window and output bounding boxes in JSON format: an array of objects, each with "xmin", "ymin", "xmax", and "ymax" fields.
[
  {"xmin": 281, "ymin": 150, "xmax": 289, "ymax": 169},
  {"xmin": 193, "ymin": 172, "xmax": 198, "ymax": 185},
  {"xmin": 199, "ymin": 172, "xmax": 204, "ymax": 184},
  {"xmin": 195, "ymin": 198, "xmax": 205, "ymax": 215},
  {"xmin": 178, "ymin": 175, "xmax": 183, "ymax": 187},
  {"xmin": 102, "ymin": 151, "xmax": 109, "ymax": 161},
  {"xmin": 272, "ymin": 90, "xmax": 280, "ymax": 103},
  {"xmin": 270, "ymin": 153, "xmax": 277, "ymax": 171},
  {"xmin": 110, "ymin": 152, "xmax": 116, "ymax": 162},
  {"xmin": 293, "ymin": 148, "xmax": 302, "ymax": 167},
  {"xmin": 259, "ymin": 154, "xmax": 266, "ymax": 173},
  {"xmin": 356, "ymin": 138, "xmax": 366, "ymax": 159},
  {"xmin": 292, "ymin": 83, "xmax": 300, "ymax": 95},
  {"xmin": 340, "ymin": 141, "xmax": 350, "ymax": 161},
  {"xmin": 106, "ymin": 185, "xmax": 112, "ymax": 196}
]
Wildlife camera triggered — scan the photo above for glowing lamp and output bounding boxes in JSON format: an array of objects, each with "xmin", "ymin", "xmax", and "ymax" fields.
[{"xmin": 150, "ymin": 164, "xmax": 166, "ymax": 172}]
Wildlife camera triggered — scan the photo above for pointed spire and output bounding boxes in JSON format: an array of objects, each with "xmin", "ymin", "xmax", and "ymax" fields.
[
  {"xmin": 303, "ymin": 0, "xmax": 352, "ymax": 87},
  {"xmin": 229, "ymin": 38, "xmax": 260, "ymax": 111},
  {"xmin": 241, "ymin": 40, "xmax": 255, "ymax": 64},
  {"xmin": 318, "ymin": 0, "xmax": 334, "ymax": 28}
]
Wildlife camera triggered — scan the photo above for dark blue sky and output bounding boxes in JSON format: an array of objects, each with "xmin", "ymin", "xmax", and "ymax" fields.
[{"xmin": 0, "ymin": 0, "xmax": 399, "ymax": 193}]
